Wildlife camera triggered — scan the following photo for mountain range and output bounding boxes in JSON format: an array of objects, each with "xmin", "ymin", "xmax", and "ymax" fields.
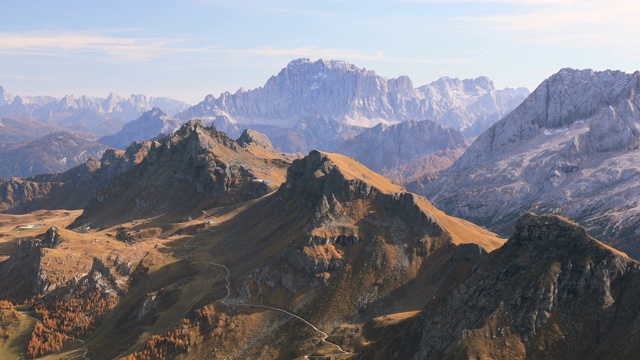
[
  {"xmin": 424, "ymin": 68, "xmax": 640, "ymax": 258},
  {"xmin": 0, "ymin": 86, "xmax": 190, "ymax": 137},
  {"xmin": 0, "ymin": 101, "xmax": 638, "ymax": 358},
  {"xmin": 177, "ymin": 58, "xmax": 529, "ymax": 137}
]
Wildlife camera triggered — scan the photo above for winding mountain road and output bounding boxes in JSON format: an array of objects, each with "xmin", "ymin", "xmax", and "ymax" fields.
[{"xmin": 202, "ymin": 261, "xmax": 350, "ymax": 359}]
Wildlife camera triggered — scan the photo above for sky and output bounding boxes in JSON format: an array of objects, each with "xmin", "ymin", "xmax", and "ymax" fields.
[{"xmin": 0, "ymin": 0, "xmax": 638, "ymax": 104}]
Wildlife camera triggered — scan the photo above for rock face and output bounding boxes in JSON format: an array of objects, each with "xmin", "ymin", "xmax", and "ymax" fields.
[
  {"xmin": 177, "ymin": 58, "xmax": 528, "ymax": 135},
  {"xmin": 0, "ymin": 95, "xmax": 56, "ymax": 116},
  {"xmin": 424, "ymin": 68, "xmax": 640, "ymax": 258},
  {"xmin": 367, "ymin": 213, "xmax": 640, "ymax": 360},
  {"xmin": 0, "ymin": 226, "xmax": 66, "ymax": 297},
  {"xmin": 0, "ymin": 131, "xmax": 107, "ymax": 178},
  {"xmin": 99, "ymin": 108, "xmax": 184, "ymax": 149},
  {"xmin": 236, "ymin": 128, "xmax": 274, "ymax": 150},
  {"xmin": 419, "ymin": 76, "xmax": 530, "ymax": 137},
  {"xmin": 70, "ymin": 120, "xmax": 290, "ymax": 228},
  {"xmin": 338, "ymin": 119, "xmax": 467, "ymax": 183}
]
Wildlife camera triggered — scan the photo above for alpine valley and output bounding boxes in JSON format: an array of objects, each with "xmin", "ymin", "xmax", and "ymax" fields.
[{"xmin": 1, "ymin": 60, "xmax": 640, "ymax": 360}]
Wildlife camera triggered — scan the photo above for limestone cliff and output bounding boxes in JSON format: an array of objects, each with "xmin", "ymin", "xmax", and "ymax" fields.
[{"xmin": 424, "ymin": 68, "xmax": 640, "ymax": 258}]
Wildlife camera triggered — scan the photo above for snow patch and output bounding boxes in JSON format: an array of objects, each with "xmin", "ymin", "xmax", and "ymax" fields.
[{"xmin": 544, "ymin": 128, "xmax": 569, "ymax": 136}]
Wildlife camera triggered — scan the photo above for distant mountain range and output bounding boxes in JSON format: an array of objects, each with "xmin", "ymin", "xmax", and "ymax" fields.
[
  {"xmin": 0, "ymin": 86, "xmax": 190, "ymax": 137},
  {"xmin": 1, "ymin": 119, "xmax": 639, "ymax": 359},
  {"xmin": 424, "ymin": 68, "xmax": 640, "ymax": 258},
  {"xmin": 0, "ymin": 131, "xmax": 107, "ymax": 179},
  {"xmin": 177, "ymin": 58, "xmax": 529, "ymax": 137},
  {"xmin": 0, "ymin": 59, "xmax": 529, "ymax": 186}
]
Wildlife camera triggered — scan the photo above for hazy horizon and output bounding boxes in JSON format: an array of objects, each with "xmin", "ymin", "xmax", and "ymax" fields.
[{"xmin": 1, "ymin": 0, "xmax": 637, "ymax": 104}]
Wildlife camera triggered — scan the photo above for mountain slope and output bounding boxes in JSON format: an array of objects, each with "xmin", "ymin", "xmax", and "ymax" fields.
[
  {"xmin": 177, "ymin": 58, "xmax": 528, "ymax": 134},
  {"xmin": 0, "ymin": 117, "xmax": 69, "ymax": 147},
  {"xmin": 0, "ymin": 142, "xmax": 150, "ymax": 214},
  {"xmin": 424, "ymin": 68, "xmax": 640, "ymax": 258},
  {"xmin": 0, "ymin": 138, "xmax": 505, "ymax": 359},
  {"xmin": 132, "ymin": 150, "xmax": 503, "ymax": 359},
  {"xmin": 0, "ymin": 132, "xmax": 107, "ymax": 178},
  {"xmin": 338, "ymin": 119, "xmax": 467, "ymax": 183},
  {"xmin": 363, "ymin": 213, "xmax": 640, "ymax": 359}
]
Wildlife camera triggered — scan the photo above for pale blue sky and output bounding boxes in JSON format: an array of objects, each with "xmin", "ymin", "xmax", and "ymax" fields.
[{"xmin": 0, "ymin": 0, "xmax": 637, "ymax": 104}]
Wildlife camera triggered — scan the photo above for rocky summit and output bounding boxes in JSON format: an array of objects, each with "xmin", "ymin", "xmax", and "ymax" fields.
[
  {"xmin": 364, "ymin": 213, "xmax": 640, "ymax": 359},
  {"xmin": 424, "ymin": 68, "xmax": 640, "ymax": 258},
  {"xmin": 70, "ymin": 120, "xmax": 290, "ymax": 228}
]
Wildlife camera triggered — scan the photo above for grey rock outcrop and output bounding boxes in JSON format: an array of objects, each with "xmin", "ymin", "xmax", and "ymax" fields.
[
  {"xmin": 424, "ymin": 68, "xmax": 640, "ymax": 258},
  {"xmin": 0, "ymin": 226, "xmax": 67, "ymax": 297},
  {"xmin": 236, "ymin": 129, "xmax": 274, "ymax": 150},
  {"xmin": 41, "ymin": 226, "xmax": 62, "ymax": 248}
]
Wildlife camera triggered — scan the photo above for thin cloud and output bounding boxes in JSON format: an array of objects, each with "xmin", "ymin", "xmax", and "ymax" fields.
[
  {"xmin": 219, "ymin": 46, "xmax": 470, "ymax": 64},
  {"xmin": 0, "ymin": 31, "xmax": 188, "ymax": 60}
]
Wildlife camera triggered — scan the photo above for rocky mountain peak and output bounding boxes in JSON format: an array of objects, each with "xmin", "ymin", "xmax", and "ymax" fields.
[
  {"xmin": 535, "ymin": 68, "xmax": 638, "ymax": 129},
  {"xmin": 284, "ymin": 150, "xmax": 404, "ymax": 202},
  {"xmin": 41, "ymin": 226, "xmax": 62, "ymax": 248},
  {"xmin": 102, "ymin": 92, "xmax": 124, "ymax": 112},
  {"xmin": 146, "ymin": 107, "xmax": 166, "ymax": 117},
  {"xmin": 236, "ymin": 129, "xmax": 274, "ymax": 150},
  {"xmin": 510, "ymin": 212, "xmax": 588, "ymax": 246},
  {"xmin": 174, "ymin": 119, "xmax": 207, "ymax": 136},
  {"xmin": 11, "ymin": 95, "xmax": 31, "ymax": 106}
]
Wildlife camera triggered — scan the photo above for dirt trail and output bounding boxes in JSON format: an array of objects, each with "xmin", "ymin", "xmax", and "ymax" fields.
[{"xmin": 202, "ymin": 261, "xmax": 350, "ymax": 359}]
